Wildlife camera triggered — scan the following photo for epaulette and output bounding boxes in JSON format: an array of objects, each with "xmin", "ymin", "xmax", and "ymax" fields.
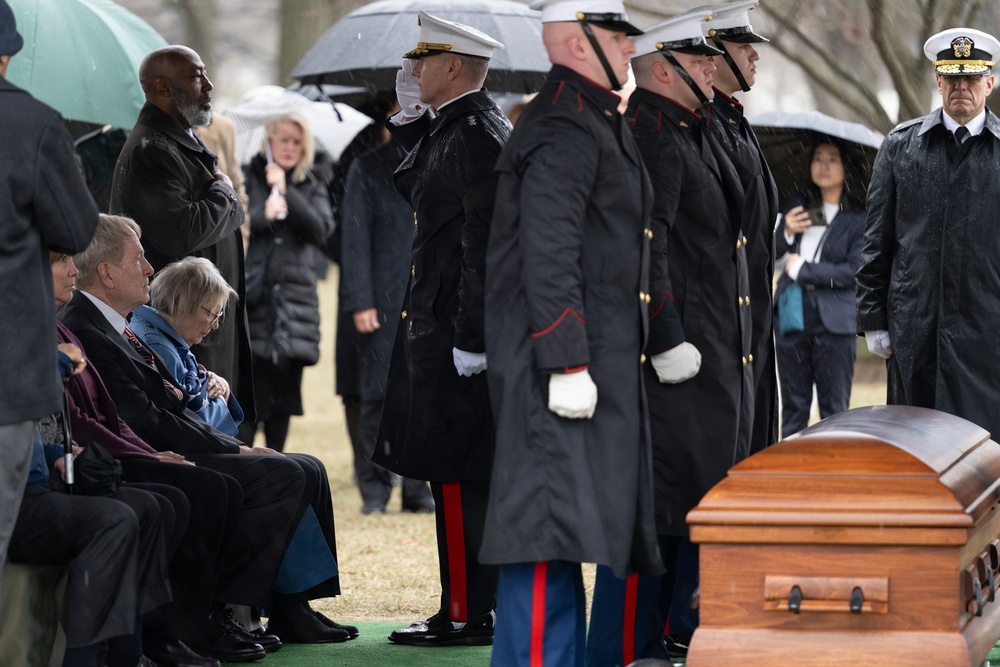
[{"xmin": 888, "ymin": 116, "xmax": 923, "ymax": 135}]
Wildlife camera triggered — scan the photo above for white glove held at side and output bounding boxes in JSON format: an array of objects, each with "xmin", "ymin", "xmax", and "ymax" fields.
[
  {"xmin": 453, "ymin": 348, "xmax": 487, "ymax": 376},
  {"xmin": 548, "ymin": 371, "xmax": 598, "ymax": 420},
  {"xmin": 650, "ymin": 342, "xmax": 702, "ymax": 384},
  {"xmin": 864, "ymin": 330, "xmax": 893, "ymax": 359},
  {"xmin": 394, "ymin": 59, "xmax": 425, "ymax": 120}
]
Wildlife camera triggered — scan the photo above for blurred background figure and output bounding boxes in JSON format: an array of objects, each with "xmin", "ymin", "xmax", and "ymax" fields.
[
  {"xmin": 196, "ymin": 115, "xmax": 252, "ymax": 253},
  {"xmin": 774, "ymin": 139, "xmax": 866, "ymax": 436},
  {"xmin": 340, "ymin": 97, "xmax": 434, "ymax": 515},
  {"xmin": 239, "ymin": 112, "xmax": 335, "ymax": 451}
]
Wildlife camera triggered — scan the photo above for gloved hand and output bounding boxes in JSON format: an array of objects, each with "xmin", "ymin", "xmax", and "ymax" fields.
[
  {"xmin": 650, "ymin": 342, "xmax": 701, "ymax": 384},
  {"xmin": 453, "ymin": 348, "xmax": 487, "ymax": 376},
  {"xmin": 548, "ymin": 370, "xmax": 598, "ymax": 420},
  {"xmin": 395, "ymin": 59, "xmax": 425, "ymax": 119},
  {"xmin": 865, "ymin": 330, "xmax": 893, "ymax": 359}
]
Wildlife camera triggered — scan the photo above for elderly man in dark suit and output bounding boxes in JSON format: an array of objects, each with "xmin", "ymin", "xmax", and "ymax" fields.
[
  {"xmin": 59, "ymin": 214, "xmax": 351, "ymax": 662},
  {"xmin": 109, "ymin": 45, "xmax": 252, "ymax": 419},
  {"xmin": 0, "ymin": 0, "xmax": 98, "ymax": 607}
]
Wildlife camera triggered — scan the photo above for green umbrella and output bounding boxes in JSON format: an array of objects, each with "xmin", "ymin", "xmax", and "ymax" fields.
[{"xmin": 6, "ymin": 0, "xmax": 167, "ymax": 129}]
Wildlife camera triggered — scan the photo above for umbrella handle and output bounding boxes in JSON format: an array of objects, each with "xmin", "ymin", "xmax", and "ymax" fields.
[{"xmin": 264, "ymin": 142, "xmax": 287, "ymax": 221}]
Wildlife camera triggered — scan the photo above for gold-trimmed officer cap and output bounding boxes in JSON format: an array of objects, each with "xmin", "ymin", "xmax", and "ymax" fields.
[
  {"xmin": 529, "ymin": 0, "xmax": 643, "ymax": 37},
  {"xmin": 701, "ymin": 0, "xmax": 769, "ymax": 44},
  {"xmin": 632, "ymin": 7, "xmax": 724, "ymax": 59},
  {"xmin": 403, "ymin": 11, "xmax": 505, "ymax": 60},
  {"xmin": 923, "ymin": 27, "xmax": 999, "ymax": 76}
]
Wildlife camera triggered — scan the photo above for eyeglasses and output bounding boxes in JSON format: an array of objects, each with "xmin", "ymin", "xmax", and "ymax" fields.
[{"xmin": 200, "ymin": 306, "xmax": 225, "ymax": 324}]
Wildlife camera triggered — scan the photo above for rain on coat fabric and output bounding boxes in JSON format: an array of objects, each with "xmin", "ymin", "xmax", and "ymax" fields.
[
  {"xmin": 480, "ymin": 66, "xmax": 662, "ymax": 579},
  {"xmin": 857, "ymin": 107, "xmax": 1000, "ymax": 440},
  {"xmin": 373, "ymin": 90, "xmax": 511, "ymax": 482},
  {"xmin": 626, "ymin": 87, "xmax": 753, "ymax": 538}
]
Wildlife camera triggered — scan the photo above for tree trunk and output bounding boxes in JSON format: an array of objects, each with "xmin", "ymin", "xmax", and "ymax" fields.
[
  {"xmin": 278, "ymin": 0, "xmax": 368, "ymax": 83},
  {"xmin": 172, "ymin": 0, "xmax": 216, "ymax": 74}
]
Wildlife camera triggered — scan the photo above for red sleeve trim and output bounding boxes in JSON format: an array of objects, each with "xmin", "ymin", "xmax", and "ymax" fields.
[
  {"xmin": 647, "ymin": 291, "xmax": 674, "ymax": 321},
  {"xmin": 531, "ymin": 307, "xmax": 585, "ymax": 338},
  {"xmin": 563, "ymin": 365, "xmax": 589, "ymax": 374}
]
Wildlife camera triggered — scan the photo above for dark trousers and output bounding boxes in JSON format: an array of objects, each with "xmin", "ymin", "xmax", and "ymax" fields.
[
  {"xmin": 775, "ymin": 328, "xmax": 856, "ymax": 437},
  {"xmin": 182, "ymin": 452, "xmax": 308, "ymax": 607},
  {"xmin": 8, "ymin": 485, "xmax": 162, "ymax": 648},
  {"xmin": 493, "ymin": 561, "xmax": 586, "ymax": 667},
  {"xmin": 585, "ymin": 535, "xmax": 699, "ymax": 666},
  {"xmin": 430, "ymin": 480, "xmax": 496, "ymax": 623},
  {"xmin": 122, "ymin": 458, "xmax": 240, "ymax": 641},
  {"xmin": 355, "ymin": 399, "xmax": 432, "ymax": 510}
]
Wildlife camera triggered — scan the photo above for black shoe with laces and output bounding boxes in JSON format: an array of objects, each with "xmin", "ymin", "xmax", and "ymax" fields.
[
  {"xmin": 187, "ymin": 611, "xmax": 266, "ymax": 663},
  {"xmin": 388, "ymin": 609, "xmax": 495, "ymax": 647},
  {"xmin": 216, "ymin": 608, "xmax": 282, "ymax": 653}
]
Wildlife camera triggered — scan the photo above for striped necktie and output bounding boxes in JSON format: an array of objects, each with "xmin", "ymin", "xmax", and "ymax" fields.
[{"xmin": 123, "ymin": 326, "xmax": 185, "ymax": 402}]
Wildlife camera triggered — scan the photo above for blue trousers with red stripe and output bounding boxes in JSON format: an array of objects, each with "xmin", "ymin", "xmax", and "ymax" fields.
[
  {"xmin": 492, "ymin": 561, "xmax": 586, "ymax": 667},
  {"xmin": 585, "ymin": 536, "xmax": 699, "ymax": 666},
  {"xmin": 431, "ymin": 480, "xmax": 497, "ymax": 623}
]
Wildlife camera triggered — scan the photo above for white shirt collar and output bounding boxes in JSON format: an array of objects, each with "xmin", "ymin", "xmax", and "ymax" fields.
[
  {"xmin": 942, "ymin": 108, "xmax": 986, "ymax": 136},
  {"xmin": 435, "ymin": 88, "xmax": 480, "ymax": 112},
  {"xmin": 79, "ymin": 290, "xmax": 130, "ymax": 336}
]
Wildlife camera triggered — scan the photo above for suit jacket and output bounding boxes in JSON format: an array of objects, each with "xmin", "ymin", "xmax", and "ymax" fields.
[
  {"xmin": 58, "ymin": 291, "xmax": 242, "ymax": 455},
  {"xmin": 109, "ymin": 102, "xmax": 253, "ymax": 419},
  {"xmin": 0, "ymin": 76, "xmax": 98, "ymax": 424},
  {"xmin": 775, "ymin": 206, "xmax": 866, "ymax": 336}
]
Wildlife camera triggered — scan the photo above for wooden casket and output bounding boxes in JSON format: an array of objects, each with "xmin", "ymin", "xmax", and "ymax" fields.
[{"xmin": 687, "ymin": 406, "xmax": 1000, "ymax": 666}]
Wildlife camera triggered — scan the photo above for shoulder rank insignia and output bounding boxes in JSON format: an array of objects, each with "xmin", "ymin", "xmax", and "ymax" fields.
[{"xmin": 467, "ymin": 115, "xmax": 477, "ymax": 126}]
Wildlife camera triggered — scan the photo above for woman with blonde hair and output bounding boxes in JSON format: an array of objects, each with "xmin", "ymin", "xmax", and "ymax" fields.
[{"xmin": 240, "ymin": 112, "xmax": 335, "ymax": 451}]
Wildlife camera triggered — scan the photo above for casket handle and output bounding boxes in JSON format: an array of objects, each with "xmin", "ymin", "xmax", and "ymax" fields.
[
  {"xmin": 849, "ymin": 586, "xmax": 864, "ymax": 613},
  {"xmin": 788, "ymin": 585, "xmax": 802, "ymax": 614},
  {"xmin": 763, "ymin": 576, "xmax": 888, "ymax": 614}
]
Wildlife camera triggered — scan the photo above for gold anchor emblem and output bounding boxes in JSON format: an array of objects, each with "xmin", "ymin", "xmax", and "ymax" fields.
[{"xmin": 953, "ymin": 37, "xmax": 974, "ymax": 58}]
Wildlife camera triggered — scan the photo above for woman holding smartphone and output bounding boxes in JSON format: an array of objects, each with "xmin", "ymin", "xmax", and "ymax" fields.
[{"xmin": 773, "ymin": 139, "xmax": 867, "ymax": 436}]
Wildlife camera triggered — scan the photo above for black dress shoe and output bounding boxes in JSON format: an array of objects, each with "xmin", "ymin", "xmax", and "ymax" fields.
[
  {"xmin": 307, "ymin": 606, "xmax": 359, "ymax": 639},
  {"xmin": 215, "ymin": 608, "xmax": 282, "ymax": 653},
  {"xmin": 187, "ymin": 612, "xmax": 266, "ymax": 663},
  {"xmin": 267, "ymin": 604, "xmax": 351, "ymax": 643},
  {"xmin": 666, "ymin": 633, "xmax": 692, "ymax": 660},
  {"xmin": 142, "ymin": 638, "xmax": 220, "ymax": 667},
  {"xmin": 388, "ymin": 610, "xmax": 494, "ymax": 647}
]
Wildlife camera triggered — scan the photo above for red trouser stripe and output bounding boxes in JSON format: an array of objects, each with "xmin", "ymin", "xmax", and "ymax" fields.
[
  {"xmin": 531, "ymin": 561, "xmax": 549, "ymax": 667},
  {"xmin": 623, "ymin": 574, "xmax": 639, "ymax": 665},
  {"xmin": 442, "ymin": 482, "xmax": 468, "ymax": 622}
]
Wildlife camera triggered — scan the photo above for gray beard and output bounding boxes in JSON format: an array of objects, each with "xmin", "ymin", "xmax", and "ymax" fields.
[{"xmin": 177, "ymin": 93, "xmax": 212, "ymax": 128}]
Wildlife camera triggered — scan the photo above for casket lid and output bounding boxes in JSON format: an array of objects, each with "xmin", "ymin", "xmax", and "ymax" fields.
[{"xmin": 688, "ymin": 406, "xmax": 1000, "ymax": 540}]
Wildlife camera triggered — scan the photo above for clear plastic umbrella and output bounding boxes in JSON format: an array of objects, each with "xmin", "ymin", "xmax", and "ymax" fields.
[
  {"xmin": 223, "ymin": 86, "xmax": 374, "ymax": 165},
  {"xmin": 5, "ymin": 0, "xmax": 167, "ymax": 129}
]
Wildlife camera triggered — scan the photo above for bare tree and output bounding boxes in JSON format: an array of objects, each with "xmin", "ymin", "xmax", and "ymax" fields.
[{"xmin": 166, "ymin": 0, "xmax": 217, "ymax": 72}]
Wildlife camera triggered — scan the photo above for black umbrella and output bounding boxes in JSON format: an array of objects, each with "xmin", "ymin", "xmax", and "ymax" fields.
[
  {"xmin": 291, "ymin": 0, "xmax": 550, "ymax": 93},
  {"xmin": 746, "ymin": 110, "xmax": 884, "ymax": 207}
]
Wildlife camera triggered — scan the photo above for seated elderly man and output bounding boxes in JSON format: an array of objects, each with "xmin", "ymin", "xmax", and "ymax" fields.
[{"xmin": 58, "ymin": 215, "xmax": 354, "ymax": 660}]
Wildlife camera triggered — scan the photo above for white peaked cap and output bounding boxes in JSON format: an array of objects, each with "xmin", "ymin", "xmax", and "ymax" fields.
[{"xmin": 404, "ymin": 10, "xmax": 504, "ymax": 59}]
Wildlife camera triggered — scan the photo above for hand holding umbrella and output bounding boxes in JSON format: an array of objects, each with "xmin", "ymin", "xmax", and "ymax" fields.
[{"xmin": 263, "ymin": 141, "xmax": 288, "ymax": 221}]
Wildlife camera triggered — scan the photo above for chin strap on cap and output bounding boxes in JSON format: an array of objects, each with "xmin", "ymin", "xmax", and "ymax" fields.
[
  {"xmin": 578, "ymin": 13, "xmax": 623, "ymax": 91},
  {"xmin": 660, "ymin": 50, "xmax": 712, "ymax": 108}
]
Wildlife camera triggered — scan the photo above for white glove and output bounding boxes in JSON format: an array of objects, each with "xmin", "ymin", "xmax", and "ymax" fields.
[
  {"xmin": 865, "ymin": 330, "xmax": 893, "ymax": 359},
  {"xmin": 394, "ymin": 59, "xmax": 425, "ymax": 119},
  {"xmin": 548, "ymin": 370, "xmax": 598, "ymax": 420},
  {"xmin": 650, "ymin": 342, "xmax": 702, "ymax": 384},
  {"xmin": 453, "ymin": 348, "xmax": 487, "ymax": 376}
]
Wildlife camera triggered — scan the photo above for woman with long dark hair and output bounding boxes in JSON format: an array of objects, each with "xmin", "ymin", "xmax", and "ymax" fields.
[{"xmin": 773, "ymin": 138, "xmax": 867, "ymax": 436}]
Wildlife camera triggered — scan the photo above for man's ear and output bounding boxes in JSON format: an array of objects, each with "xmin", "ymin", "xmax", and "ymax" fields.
[
  {"xmin": 569, "ymin": 34, "xmax": 588, "ymax": 61},
  {"xmin": 447, "ymin": 55, "xmax": 463, "ymax": 81},
  {"xmin": 97, "ymin": 261, "xmax": 115, "ymax": 289},
  {"xmin": 153, "ymin": 75, "xmax": 173, "ymax": 98}
]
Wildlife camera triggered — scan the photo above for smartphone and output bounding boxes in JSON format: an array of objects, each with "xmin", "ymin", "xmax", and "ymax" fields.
[{"xmin": 806, "ymin": 207, "xmax": 827, "ymax": 227}]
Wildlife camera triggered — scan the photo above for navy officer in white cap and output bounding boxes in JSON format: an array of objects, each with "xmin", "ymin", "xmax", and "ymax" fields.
[
  {"xmin": 703, "ymin": 0, "xmax": 780, "ymax": 465},
  {"xmin": 479, "ymin": 1, "xmax": 663, "ymax": 664},
  {"xmin": 588, "ymin": 8, "xmax": 757, "ymax": 664},
  {"xmin": 375, "ymin": 10, "xmax": 512, "ymax": 647},
  {"xmin": 858, "ymin": 28, "xmax": 1000, "ymax": 446}
]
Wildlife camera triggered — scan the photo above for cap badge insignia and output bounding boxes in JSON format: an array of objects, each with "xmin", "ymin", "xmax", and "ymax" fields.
[{"xmin": 953, "ymin": 37, "xmax": 973, "ymax": 59}]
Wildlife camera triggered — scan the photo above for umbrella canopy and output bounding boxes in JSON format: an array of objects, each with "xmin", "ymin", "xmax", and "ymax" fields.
[
  {"xmin": 223, "ymin": 86, "xmax": 374, "ymax": 165},
  {"xmin": 291, "ymin": 0, "xmax": 550, "ymax": 93},
  {"xmin": 746, "ymin": 110, "xmax": 884, "ymax": 207},
  {"xmin": 6, "ymin": 0, "xmax": 167, "ymax": 129}
]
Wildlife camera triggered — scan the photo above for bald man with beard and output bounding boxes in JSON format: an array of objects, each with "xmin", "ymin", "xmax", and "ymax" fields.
[{"xmin": 110, "ymin": 46, "xmax": 253, "ymax": 422}]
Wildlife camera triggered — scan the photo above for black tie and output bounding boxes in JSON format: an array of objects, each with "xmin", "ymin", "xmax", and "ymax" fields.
[{"xmin": 955, "ymin": 126, "xmax": 970, "ymax": 144}]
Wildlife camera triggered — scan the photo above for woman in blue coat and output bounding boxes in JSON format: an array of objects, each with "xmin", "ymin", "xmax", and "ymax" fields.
[{"xmin": 774, "ymin": 139, "xmax": 867, "ymax": 436}]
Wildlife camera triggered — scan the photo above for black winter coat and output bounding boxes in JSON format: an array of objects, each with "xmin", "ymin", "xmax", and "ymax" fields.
[
  {"xmin": 480, "ymin": 66, "xmax": 662, "ymax": 579},
  {"xmin": 373, "ymin": 90, "xmax": 511, "ymax": 482},
  {"xmin": 857, "ymin": 108, "xmax": 1000, "ymax": 439},
  {"xmin": 0, "ymin": 77, "xmax": 98, "ymax": 425},
  {"xmin": 627, "ymin": 88, "xmax": 753, "ymax": 537},
  {"xmin": 110, "ymin": 103, "xmax": 253, "ymax": 419},
  {"xmin": 243, "ymin": 155, "xmax": 334, "ymax": 367},
  {"xmin": 711, "ymin": 90, "xmax": 780, "ymax": 454},
  {"xmin": 340, "ymin": 141, "xmax": 412, "ymax": 401}
]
